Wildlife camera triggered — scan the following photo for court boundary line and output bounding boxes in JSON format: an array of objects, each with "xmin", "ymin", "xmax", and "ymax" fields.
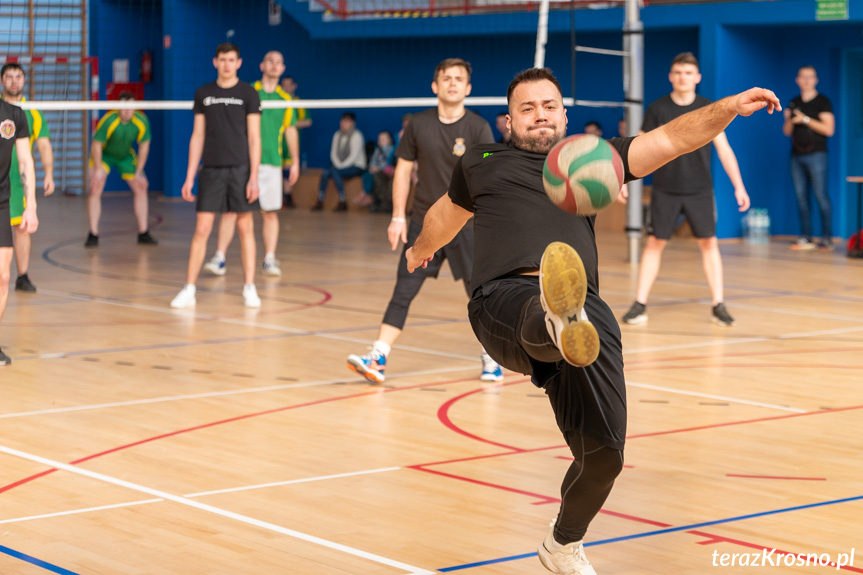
[{"xmin": 0, "ymin": 445, "xmax": 435, "ymax": 575}]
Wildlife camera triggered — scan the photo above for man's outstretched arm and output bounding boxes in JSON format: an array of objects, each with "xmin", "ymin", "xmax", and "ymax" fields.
[
  {"xmin": 406, "ymin": 193, "xmax": 473, "ymax": 272},
  {"xmin": 628, "ymin": 87, "xmax": 780, "ymax": 178}
]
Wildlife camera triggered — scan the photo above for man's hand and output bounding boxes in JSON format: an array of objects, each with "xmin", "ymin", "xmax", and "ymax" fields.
[
  {"xmin": 734, "ymin": 187, "xmax": 751, "ymax": 212},
  {"xmin": 43, "ymin": 174, "xmax": 55, "ymax": 196},
  {"xmin": 616, "ymin": 183, "xmax": 629, "ymax": 204},
  {"xmin": 288, "ymin": 163, "xmax": 300, "ymax": 186},
  {"xmin": 19, "ymin": 206, "xmax": 38, "ymax": 234},
  {"xmin": 246, "ymin": 179, "xmax": 259, "ymax": 203},
  {"xmin": 132, "ymin": 172, "xmax": 149, "ymax": 190},
  {"xmin": 732, "ymin": 88, "xmax": 781, "ymax": 117},
  {"xmin": 789, "ymin": 108, "xmax": 808, "ymax": 125},
  {"xmin": 406, "ymin": 247, "xmax": 433, "ymax": 273},
  {"xmin": 181, "ymin": 179, "xmax": 196, "ymax": 202},
  {"xmin": 388, "ymin": 219, "xmax": 407, "ymax": 251}
]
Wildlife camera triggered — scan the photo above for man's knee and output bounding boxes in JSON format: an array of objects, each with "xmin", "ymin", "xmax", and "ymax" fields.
[
  {"xmin": 645, "ymin": 236, "xmax": 667, "ymax": 251},
  {"xmin": 235, "ymin": 212, "xmax": 254, "ymax": 235}
]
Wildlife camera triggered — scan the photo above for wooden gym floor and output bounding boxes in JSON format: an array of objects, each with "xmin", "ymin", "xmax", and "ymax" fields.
[{"xmin": 1, "ymin": 192, "xmax": 862, "ymax": 574}]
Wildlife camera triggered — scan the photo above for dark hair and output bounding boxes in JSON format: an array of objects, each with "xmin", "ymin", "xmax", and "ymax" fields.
[
  {"xmin": 671, "ymin": 52, "xmax": 699, "ymax": 70},
  {"xmin": 118, "ymin": 91, "xmax": 135, "ymax": 101},
  {"xmin": 341, "ymin": 112, "xmax": 356, "ymax": 122},
  {"xmin": 506, "ymin": 68, "xmax": 563, "ymax": 109},
  {"xmin": 496, "ymin": 111, "xmax": 508, "ymax": 118},
  {"xmin": 433, "ymin": 58, "xmax": 472, "ymax": 82},
  {"xmin": 0, "ymin": 62, "xmax": 25, "ymax": 79},
  {"xmin": 215, "ymin": 42, "xmax": 240, "ymax": 58},
  {"xmin": 797, "ymin": 65, "xmax": 817, "ymax": 76}
]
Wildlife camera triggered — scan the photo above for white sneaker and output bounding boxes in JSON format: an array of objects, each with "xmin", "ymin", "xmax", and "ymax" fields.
[
  {"xmin": 262, "ymin": 258, "xmax": 282, "ymax": 277},
  {"xmin": 480, "ymin": 352, "xmax": 504, "ymax": 382},
  {"xmin": 539, "ymin": 242, "xmax": 600, "ymax": 368},
  {"xmin": 538, "ymin": 521, "xmax": 597, "ymax": 575},
  {"xmin": 170, "ymin": 285, "xmax": 196, "ymax": 309},
  {"xmin": 203, "ymin": 254, "xmax": 226, "ymax": 276},
  {"xmin": 243, "ymin": 284, "xmax": 261, "ymax": 308}
]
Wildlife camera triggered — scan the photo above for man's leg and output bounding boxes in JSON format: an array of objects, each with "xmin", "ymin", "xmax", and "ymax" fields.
[
  {"xmin": 185, "ymin": 212, "xmax": 215, "ymax": 285},
  {"xmin": 12, "ymin": 225, "xmax": 30, "ymax": 277},
  {"xmin": 127, "ymin": 177, "xmax": 149, "ymax": 234},
  {"xmin": 807, "ymin": 152, "xmax": 832, "ymax": 245},
  {"xmin": 0, "ymin": 247, "xmax": 12, "ymax": 324},
  {"xmin": 635, "ymin": 235, "xmax": 667, "ymax": 303},
  {"xmin": 790, "ymin": 155, "xmax": 813, "ymax": 242},
  {"xmin": 698, "ymin": 236, "xmax": 724, "ymax": 305},
  {"xmin": 88, "ymin": 166, "xmax": 107, "ymax": 236},
  {"xmin": 262, "ymin": 210, "xmax": 279, "ymax": 261},
  {"xmin": 317, "ymin": 166, "xmax": 333, "ymax": 203},
  {"xmin": 216, "ymin": 213, "xmax": 237, "ymax": 254},
  {"xmin": 235, "ymin": 212, "xmax": 256, "ymax": 286}
]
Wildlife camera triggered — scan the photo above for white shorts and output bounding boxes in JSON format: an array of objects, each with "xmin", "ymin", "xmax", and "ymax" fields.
[{"xmin": 258, "ymin": 164, "xmax": 283, "ymax": 212}]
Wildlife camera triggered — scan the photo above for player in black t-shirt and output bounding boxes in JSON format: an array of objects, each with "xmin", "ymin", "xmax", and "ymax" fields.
[
  {"xmin": 346, "ymin": 58, "xmax": 502, "ymax": 384},
  {"xmin": 405, "ymin": 68, "xmax": 780, "ymax": 574},
  {"xmin": 170, "ymin": 43, "xmax": 262, "ymax": 310},
  {"xmin": 782, "ymin": 65, "xmax": 835, "ymax": 251},
  {"xmin": 0, "ymin": 99, "xmax": 38, "ymax": 365},
  {"xmin": 621, "ymin": 53, "xmax": 751, "ymax": 328}
]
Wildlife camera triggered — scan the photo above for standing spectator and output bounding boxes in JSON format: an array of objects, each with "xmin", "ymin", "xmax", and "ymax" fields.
[
  {"xmin": 1, "ymin": 63, "xmax": 53, "ymax": 293},
  {"xmin": 312, "ymin": 112, "xmax": 365, "ymax": 212},
  {"xmin": 783, "ymin": 65, "xmax": 835, "ymax": 250},
  {"xmin": 170, "ymin": 42, "xmax": 262, "ymax": 309},
  {"xmin": 620, "ymin": 52, "xmax": 750, "ymax": 327},
  {"xmin": 583, "ymin": 121, "xmax": 602, "ymax": 136},
  {"xmin": 86, "ymin": 92, "xmax": 154, "ymax": 247},
  {"xmin": 495, "ymin": 111, "xmax": 511, "ymax": 143}
]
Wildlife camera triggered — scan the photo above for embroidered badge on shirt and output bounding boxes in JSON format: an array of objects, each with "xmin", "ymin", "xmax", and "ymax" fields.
[
  {"xmin": 0, "ymin": 119, "xmax": 16, "ymax": 139},
  {"xmin": 453, "ymin": 137, "xmax": 466, "ymax": 157}
]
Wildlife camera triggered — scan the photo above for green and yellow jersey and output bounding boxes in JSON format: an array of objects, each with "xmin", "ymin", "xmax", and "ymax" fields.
[
  {"xmin": 93, "ymin": 109, "xmax": 150, "ymax": 160},
  {"xmin": 9, "ymin": 99, "xmax": 50, "ymax": 224},
  {"xmin": 254, "ymin": 81, "xmax": 296, "ymax": 168}
]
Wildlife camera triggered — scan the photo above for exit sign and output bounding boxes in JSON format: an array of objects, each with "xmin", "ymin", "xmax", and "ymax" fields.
[{"xmin": 817, "ymin": 0, "xmax": 848, "ymax": 21}]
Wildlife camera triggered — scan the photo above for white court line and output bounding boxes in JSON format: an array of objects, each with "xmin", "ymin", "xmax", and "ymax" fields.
[
  {"xmin": 0, "ymin": 364, "xmax": 483, "ymax": 420},
  {"xmin": 0, "ymin": 467, "xmax": 402, "ymax": 525},
  {"xmin": 777, "ymin": 325, "xmax": 863, "ymax": 339},
  {"xmin": 184, "ymin": 467, "xmax": 401, "ymax": 497},
  {"xmin": 0, "ymin": 445, "xmax": 434, "ymax": 575},
  {"xmin": 626, "ymin": 381, "xmax": 805, "ymax": 413},
  {"xmin": 624, "ymin": 337, "xmax": 767, "ymax": 355},
  {"xmin": 730, "ymin": 302, "xmax": 863, "ymax": 324}
]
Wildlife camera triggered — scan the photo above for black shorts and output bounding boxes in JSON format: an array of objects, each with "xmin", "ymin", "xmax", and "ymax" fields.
[
  {"xmin": 397, "ymin": 218, "xmax": 473, "ymax": 283},
  {"xmin": 648, "ymin": 191, "xmax": 716, "ymax": 240},
  {"xmin": 467, "ymin": 276, "xmax": 626, "ymax": 449},
  {"xmin": 0, "ymin": 200, "xmax": 12, "ymax": 248},
  {"xmin": 196, "ymin": 166, "xmax": 258, "ymax": 213}
]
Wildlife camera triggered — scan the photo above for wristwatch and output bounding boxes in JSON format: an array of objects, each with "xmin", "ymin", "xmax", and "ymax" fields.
[{"xmin": 803, "ymin": 116, "xmax": 811, "ymax": 124}]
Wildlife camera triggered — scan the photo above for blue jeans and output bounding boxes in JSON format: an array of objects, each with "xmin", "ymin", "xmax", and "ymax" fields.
[
  {"xmin": 318, "ymin": 165, "xmax": 364, "ymax": 202},
  {"xmin": 790, "ymin": 152, "xmax": 831, "ymax": 240}
]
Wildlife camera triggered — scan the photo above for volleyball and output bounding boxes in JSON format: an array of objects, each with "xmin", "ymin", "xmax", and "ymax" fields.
[{"xmin": 542, "ymin": 134, "xmax": 624, "ymax": 215}]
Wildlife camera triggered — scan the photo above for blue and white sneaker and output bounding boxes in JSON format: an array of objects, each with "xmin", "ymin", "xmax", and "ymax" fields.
[
  {"xmin": 480, "ymin": 352, "xmax": 504, "ymax": 382},
  {"xmin": 203, "ymin": 254, "xmax": 226, "ymax": 276},
  {"xmin": 347, "ymin": 350, "xmax": 387, "ymax": 384}
]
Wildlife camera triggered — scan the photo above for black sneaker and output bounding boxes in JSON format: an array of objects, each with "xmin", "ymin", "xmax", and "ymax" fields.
[
  {"xmin": 283, "ymin": 194, "xmax": 296, "ymax": 209},
  {"xmin": 334, "ymin": 200, "xmax": 348, "ymax": 212},
  {"xmin": 85, "ymin": 232, "xmax": 99, "ymax": 247},
  {"xmin": 712, "ymin": 303, "xmax": 736, "ymax": 327},
  {"xmin": 621, "ymin": 301, "xmax": 648, "ymax": 325},
  {"xmin": 0, "ymin": 348, "xmax": 10, "ymax": 366},
  {"xmin": 311, "ymin": 200, "xmax": 324, "ymax": 212},
  {"xmin": 137, "ymin": 231, "xmax": 158, "ymax": 245},
  {"xmin": 15, "ymin": 274, "xmax": 36, "ymax": 292}
]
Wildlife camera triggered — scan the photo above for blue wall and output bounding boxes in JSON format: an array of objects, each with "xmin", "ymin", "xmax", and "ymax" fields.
[{"xmin": 90, "ymin": 0, "xmax": 863, "ymax": 238}]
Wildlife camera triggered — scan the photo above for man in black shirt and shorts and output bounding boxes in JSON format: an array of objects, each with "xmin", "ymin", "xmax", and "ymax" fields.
[
  {"xmin": 782, "ymin": 65, "xmax": 834, "ymax": 251},
  {"xmin": 171, "ymin": 42, "xmax": 262, "ymax": 309},
  {"xmin": 405, "ymin": 67, "xmax": 779, "ymax": 574},
  {"xmin": 346, "ymin": 58, "xmax": 502, "ymax": 384},
  {"xmin": 0, "ymin": 98, "xmax": 38, "ymax": 365},
  {"xmin": 621, "ymin": 53, "xmax": 751, "ymax": 328}
]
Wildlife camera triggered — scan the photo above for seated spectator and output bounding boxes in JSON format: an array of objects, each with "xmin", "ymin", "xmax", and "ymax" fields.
[
  {"xmin": 356, "ymin": 130, "xmax": 395, "ymax": 212},
  {"xmin": 496, "ymin": 111, "xmax": 511, "ymax": 143},
  {"xmin": 313, "ymin": 112, "xmax": 366, "ymax": 212}
]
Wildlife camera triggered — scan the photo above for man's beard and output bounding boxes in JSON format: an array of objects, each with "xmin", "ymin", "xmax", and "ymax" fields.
[
  {"xmin": 511, "ymin": 124, "xmax": 565, "ymax": 154},
  {"xmin": 3, "ymin": 87, "xmax": 22, "ymax": 99}
]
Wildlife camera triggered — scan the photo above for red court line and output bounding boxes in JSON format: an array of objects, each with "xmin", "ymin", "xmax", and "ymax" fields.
[
  {"xmin": 726, "ymin": 474, "xmax": 826, "ymax": 481},
  {"xmin": 409, "ymin": 465, "xmax": 561, "ymax": 505},
  {"xmin": 0, "ymin": 375, "xmax": 480, "ymax": 495},
  {"xmin": 437, "ymin": 379, "xmax": 530, "ymax": 451},
  {"xmin": 625, "ymin": 345, "xmax": 863, "ymax": 366}
]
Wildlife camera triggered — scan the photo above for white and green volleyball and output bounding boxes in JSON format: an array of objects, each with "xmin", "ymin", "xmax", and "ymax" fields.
[{"xmin": 543, "ymin": 134, "xmax": 624, "ymax": 215}]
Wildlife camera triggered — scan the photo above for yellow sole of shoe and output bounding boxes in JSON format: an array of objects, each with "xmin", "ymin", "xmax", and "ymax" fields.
[{"xmin": 540, "ymin": 242, "xmax": 600, "ymax": 368}]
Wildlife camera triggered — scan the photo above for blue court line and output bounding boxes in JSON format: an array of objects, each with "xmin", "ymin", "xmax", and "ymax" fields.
[
  {"xmin": 0, "ymin": 544, "xmax": 80, "ymax": 575},
  {"xmin": 438, "ymin": 493, "xmax": 863, "ymax": 571}
]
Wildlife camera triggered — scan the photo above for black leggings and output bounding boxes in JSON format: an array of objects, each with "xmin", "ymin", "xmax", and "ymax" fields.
[{"xmin": 554, "ymin": 430, "xmax": 624, "ymax": 544}]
